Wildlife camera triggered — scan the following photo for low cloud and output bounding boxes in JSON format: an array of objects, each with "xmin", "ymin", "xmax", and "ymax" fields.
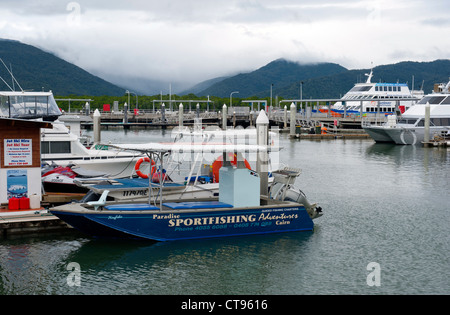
[{"xmin": 0, "ymin": 0, "xmax": 449, "ymax": 92}]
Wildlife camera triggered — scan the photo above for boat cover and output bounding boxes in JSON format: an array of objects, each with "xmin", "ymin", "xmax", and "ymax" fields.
[
  {"xmin": 163, "ymin": 201, "xmax": 232, "ymax": 209},
  {"xmin": 104, "ymin": 203, "xmax": 159, "ymax": 211},
  {"xmin": 91, "ymin": 178, "xmax": 184, "ymax": 190}
]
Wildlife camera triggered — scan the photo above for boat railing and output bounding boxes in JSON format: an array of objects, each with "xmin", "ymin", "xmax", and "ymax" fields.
[{"xmin": 361, "ymin": 115, "xmax": 389, "ymax": 128}]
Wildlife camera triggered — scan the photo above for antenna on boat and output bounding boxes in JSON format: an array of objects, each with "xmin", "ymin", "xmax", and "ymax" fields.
[
  {"xmin": 10, "ymin": 63, "xmax": 15, "ymax": 91},
  {"xmin": 0, "ymin": 74, "xmax": 14, "ymax": 91},
  {"xmin": 0, "ymin": 58, "xmax": 23, "ymax": 92},
  {"xmin": 365, "ymin": 62, "xmax": 374, "ymax": 83}
]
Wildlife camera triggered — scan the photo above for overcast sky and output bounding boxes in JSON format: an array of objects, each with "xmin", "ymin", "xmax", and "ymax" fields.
[{"xmin": 1, "ymin": 0, "xmax": 449, "ymax": 89}]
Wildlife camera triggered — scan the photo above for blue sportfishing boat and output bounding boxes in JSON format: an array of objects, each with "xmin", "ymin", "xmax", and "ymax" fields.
[
  {"xmin": 51, "ymin": 118, "xmax": 322, "ymax": 241},
  {"xmin": 50, "ymin": 198, "xmax": 315, "ymax": 241}
]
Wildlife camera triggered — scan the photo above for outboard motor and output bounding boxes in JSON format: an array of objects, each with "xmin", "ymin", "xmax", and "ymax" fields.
[{"xmin": 270, "ymin": 167, "xmax": 323, "ymax": 220}]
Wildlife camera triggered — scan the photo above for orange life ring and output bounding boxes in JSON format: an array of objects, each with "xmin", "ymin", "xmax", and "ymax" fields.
[
  {"xmin": 135, "ymin": 157, "xmax": 156, "ymax": 179},
  {"xmin": 212, "ymin": 153, "xmax": 251, "ymax": 183}
]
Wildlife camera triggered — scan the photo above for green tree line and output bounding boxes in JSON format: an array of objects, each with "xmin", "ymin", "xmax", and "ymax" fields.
[{"xmin": 55, "ymin": 94, "xmax": 282, "ymax": 112}]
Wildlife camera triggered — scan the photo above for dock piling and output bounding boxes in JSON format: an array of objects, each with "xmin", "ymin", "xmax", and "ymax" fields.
[
  {"xmin": 93, "ymin": 109, "xmax": 101, "ymax": 144},
  {"xmin": 424, "ymin": 102, "xmax": 430, "ymax": 143},
  {"xmin": 290, "ymin": 102, "xmax": 296, "ymax": 136},
  {"xmin": 222, "ymin": 104, "xmax": 227, "ymax": 130},
  {"xmin": 179, "ymin": 103, "xmax": 184, "ymax": 127},
  {"xmin": 256, "ymin": 110, "xmax": 269, "ymax": 197}
]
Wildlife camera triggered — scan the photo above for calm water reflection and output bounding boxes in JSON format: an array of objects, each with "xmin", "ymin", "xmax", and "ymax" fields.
[{"xmin": 1, "ymin": 131, "xmax": 448, "ymax": 295}]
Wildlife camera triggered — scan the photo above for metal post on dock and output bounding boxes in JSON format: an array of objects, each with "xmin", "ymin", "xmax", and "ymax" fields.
[
  {"xmin": 290, "ymin": 102, "xmax": 296, "ymax": 136},
  {"xmin": 284, "ymin": 105, "xmax": 288, "ymax": 129},
  {"xmin": 123, "ymin": 103, "xmax": 128, "ymax": 124},
  {"xmin": 306, "ymin": 103, "xmax": 311, "ymax": 119},
  {"xmin": 93, "ymin": 109, "xmax": 101, "ymax": 144},
  {"xmin": 179, "ymin": 103, "xmax": 183, "ymax": 127},
  {"xmin": 256, "ymin": 110, "xmax": 269, "ymax": 197},
  {"xmin": 161, "ymin": 103, "xmax": 166, "ymax": 128},
  {"xmin": 222, "ymin": 104, "xmax": 227, "ymax": 130}
]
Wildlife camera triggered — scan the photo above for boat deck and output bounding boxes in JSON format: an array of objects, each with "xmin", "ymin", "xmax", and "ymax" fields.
[
  {"xmin": 86, "ymin": 178, "xmax": 186, "ymax": 191},
  {"xmin": 74, "ymin": 196, "xmax": 295, "ymax": 214}
]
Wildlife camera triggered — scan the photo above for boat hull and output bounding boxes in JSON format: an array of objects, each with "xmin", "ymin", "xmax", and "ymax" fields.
[
  {"xmin": 364, "ymin": 126, "xmax": 449, "ymax": 145},
  {"xmin": 51, "ymin": 203, "xmax": 314, "ymax": 241},
  {"xmin": 363, "ymin": 126, "xmax": 396, "ymax": 143}
]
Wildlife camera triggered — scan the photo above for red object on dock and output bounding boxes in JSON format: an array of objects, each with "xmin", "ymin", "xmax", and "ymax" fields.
[
  {"xmin": 8, "ymin": 197, "xmax": 20, "ymax": 210},
  {"xmin": 19, "ymin": 197, "xmax": 30, "ymax": 210}
]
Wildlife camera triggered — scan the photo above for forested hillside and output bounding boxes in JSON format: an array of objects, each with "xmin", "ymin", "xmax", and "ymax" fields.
[
  {"xmin": 196, "ymin": 59, "xmax": 348, "ymax": 98},
  {"xmin": 0, "ymin": 39, "xmax": 124, "ymax": 96}
]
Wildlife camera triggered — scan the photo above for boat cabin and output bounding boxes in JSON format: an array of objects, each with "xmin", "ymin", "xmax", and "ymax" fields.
[{"xmin": 0, "ymin": 91, "xmax": 61, "ymax": 121}]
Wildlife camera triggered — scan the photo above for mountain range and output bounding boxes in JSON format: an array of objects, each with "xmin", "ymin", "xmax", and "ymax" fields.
[
  {"xmin": 1, "ymin": 38, "xmax": 449, "ymax": 99},
  {"xmin": 186, "ymin": 59, "xmax": 450, "ymax": 99},
  {"xmin": 0, "ymin": 39, "xmax": 124, "ymax": 96}
]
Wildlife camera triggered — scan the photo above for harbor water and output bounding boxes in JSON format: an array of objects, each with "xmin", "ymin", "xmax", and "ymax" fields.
[{"xmin": 0, "ymin": 129, "xmax": 448, "ymax": 295}]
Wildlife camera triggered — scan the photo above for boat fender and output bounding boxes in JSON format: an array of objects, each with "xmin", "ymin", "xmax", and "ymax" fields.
[
  {"xmin": 135, "ymin": 157, "xmax": 156, "ymax": 179},
  {"xmin": 152, "ymin": 169, "xmax": 169, "ymax": 183},
  {"xmin": 211, "ymin": 153, "xmax": 251, "ymax": 183}
]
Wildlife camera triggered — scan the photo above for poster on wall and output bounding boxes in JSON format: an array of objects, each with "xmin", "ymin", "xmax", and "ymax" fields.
[
  {"xmin": 4, "ymin": 139, "xmax": 33, "ymax": 166},
  {"xmin": 7, "ymin": 169, "xmax": 28, "ymax": 199}
]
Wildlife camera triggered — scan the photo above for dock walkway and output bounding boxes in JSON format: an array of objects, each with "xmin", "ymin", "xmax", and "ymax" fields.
[{"xmin": 0, "ymin": 208, "xmax": 70, "ymax": 238}]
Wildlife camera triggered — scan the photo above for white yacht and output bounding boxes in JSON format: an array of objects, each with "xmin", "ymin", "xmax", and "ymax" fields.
[
  {"xmin": 41, "ymin": 120, "xmax": 144, "ymax": 177},
  {"xmin": 0, "ymin": 90, "xmax": 146, "ymax": 178},
  {"xmin": 331, "ymin": 69, "xmax": 422, "ymax": 116},
  {"xmin": 363, "ymin": 79, "xmax": 450, "ymax": 144}
]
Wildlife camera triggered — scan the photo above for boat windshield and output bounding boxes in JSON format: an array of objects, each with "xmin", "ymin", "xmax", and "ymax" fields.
[
  {"xmin": 417, "ymin": 95, "xmax": 447, "ymax": 105},
  {"xmin": 0, "ymin": 92, "xmax": 61, "ymax": 120},
  {"xmin": 441, "ymin": 96, "xmax": 450, "ymax": 105}
]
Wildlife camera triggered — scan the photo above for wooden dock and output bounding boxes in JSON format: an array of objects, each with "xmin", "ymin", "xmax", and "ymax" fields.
[
  {"xmin": 76, "ymin": 108, "xmax": 381, "ymax": 131},
  {"xmin": 422, "ymin": 140, "xmax": 450, "ymax": 147},
  {"xmin": 0, "ymin": 193, "xmax": 87, "ymax": 238},
  {"xmin": 289, "ymin": 133, "xmax": 371, "ymax": 140},
  {"xmin": 0, "ymin": 208, "xmax": 71, "ymax": 238}
]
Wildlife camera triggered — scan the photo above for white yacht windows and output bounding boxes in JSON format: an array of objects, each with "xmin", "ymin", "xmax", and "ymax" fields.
[
  {"xmin": 0, "ymin": 95, "xmax": 9, "ymax": 117},
  {"xmin": 351, "ymin": 86, "xmax": 372, "ymax": 92},
  {"xmin": 41, "ymin": 141, "xmax": 71, "ymax": 154},
  {"xmin": 430, "ymin": 118, "xmax": 450, "ymax": 126},
  {"xmin": 398, "ymin": 119, "xmax": 418, "ymax": 124}
]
